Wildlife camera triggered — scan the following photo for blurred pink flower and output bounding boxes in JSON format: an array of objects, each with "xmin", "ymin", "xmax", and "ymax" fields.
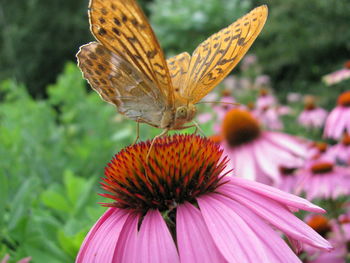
[
  {"xmin": 295, "ymin": 160, "xmax": 350, "ymax": 200},
  {"xmin": 324, "ymin": 91, "xmax": 350, "ymax": 139},
  {"xmin": 240, "ymin": 54, "xmax": 257, "ymax": 71},
  {"xmin": 298, "ymin": 107, "xmax": 328, "ymax": 129},
  {"xmin": 253, "ymin": 107, "xmax": 284, "ymax": 130},
  {"xmin": 256, "ymin": 94, "xmax": 277, "ymax": 110},
  {"xmin": 304, "ymin": 215, "xmax": 347, "ymax": 263},
  {"xmin": 196, "ymin": 112, "xmax": 213, "ymax": 124},
  {"xmin": 76, "ymin": 135, "xmax": 331, "ymax": 262},
  {"xmin": 220, "ymin": 109, "xmax": 307, "ymax": 185},
  {"xmin": 0, "ymin": 255, "xmax": 31, "ymax": 263},
  {"xmin": 287, "ymin": 92, "xmax": 302, "ymax": 103},
  {"xmin": 322, "ymin": 68, "xmax": 350, "ymax": 85},
  {"xmin": 307, "ymin": 142, "xmax": 333, "ymax": 162},
  {"xmin": 277, "ymin": 167, "xmax": 299, "ymax": 194},
  {"xmin": 327, "ymin": 133, "xmax": 350, "ymax": 165},
  {"xmin": 255, "ymin": 74, "xmax": 271, "ymax": 87}
]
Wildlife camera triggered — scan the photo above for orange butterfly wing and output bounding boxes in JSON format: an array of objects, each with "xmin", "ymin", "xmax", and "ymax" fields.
[
  {"xmin": 77, "ymin": 42, "xmax": 169, "ymax": 127},
  {"xmin": 88, "ymin": 0, "xmax": 174, "ymax": 106},
  {"xmin": 182, "ymin": 5, "xmax": 268, "ymax": 104},
  {"xmin": 167, "ymin": 52, "xmax": 191, "ymax": 94}
]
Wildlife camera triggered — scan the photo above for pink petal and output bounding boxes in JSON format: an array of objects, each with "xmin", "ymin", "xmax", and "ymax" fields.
[
  {"xmin": 138, "ymin": 210, "xmax": 179, "ymax": 263},
  {"xmin": 213, "ymin": 193, "xmax": 301, "ymax": 262},
  {"xmin": 17, "ymin": 258, "xmax": 32, "ymax": 263},
  {"xmin": 263, "ymin": 132, "xmax": 307, "ymax": 157},
  {"xmin": 219, "ymin": 183, "xmax": 332, "ymax": 250},
  {"xmin": 76, "ymin": 208, "xmax": 129, "ymax": 263},
  {"xmin": 227, "ymin": 176, "xmax": 325, "ymax": 213},
  {"xmin": 176, "ymin": 202, "xmax": 226, "ymax": 262},
  {"xmin": 113, "ymin": 213, "xmax": 140, "ymax": 263},
  {"xmin": 324, "ymin": 107, "xmax": 342, "ymax": 138},
  {"xmin": 231, "ymin": 144, "xmax": 257, "ymax": 180},
  {"xmin": 197, "ymin": 194, "xmax": 271, "ymax": 262},
  {"xmin": 252, "ymin": 140, "xmax": 281, "ymax": 183}
]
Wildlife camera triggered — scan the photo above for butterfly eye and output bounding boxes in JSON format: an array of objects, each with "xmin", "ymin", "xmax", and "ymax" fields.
[{"xmin": 175, "ymin": 106, "xmax": 188, "ymax": 120}]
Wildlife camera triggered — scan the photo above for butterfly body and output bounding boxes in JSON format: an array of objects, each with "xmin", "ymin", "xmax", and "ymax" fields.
[{"xmin": 77, "ymin": 0, "xmax": 268, "ymax": 132}]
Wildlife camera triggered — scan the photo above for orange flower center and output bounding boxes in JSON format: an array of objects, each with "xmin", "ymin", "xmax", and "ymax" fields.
[
  {"xmin": 209, "ymin": 134, "xmax": 223, "ymax": 144},
  {"xmin": 337, "ymin": 91, "xmax": 350, "ymax": 107},
  {"xmin": 344, "ymin": 60, "xmax": 350, "ymax": 69},
  {"xmin": 247, "ymin": 101, "xmax": 255, "ymax": 110},
  {"xmin": 222, "ymin": 109, "xmax": 261, "ymax": 147},
  {"xmin": 342, "ymin": 133, "xmax": 350, "ymax": 146},
  {"xmin": 221, "ymin": 90, "xmax": 231, "ymax": 97},
  {"xmin": 279, "ymin": 166, "xmax": 297, "ymax": 176},
  {"xmin": 310, "ymin": 162, "xmax": 334, "ymax": 174},
  {"xmin": 307, "ymin": 215, "xmax": 331, "ymax": 237},
  {"xmin": 313, "ymin": 142, "xmax": 328, "ymax": 153},
  {"xmin": 259, "ymin": 88, "xmax": 268, "ymax": 96},
  {"xmin": 303, "ymin": 95, "xmax": 316, "ymax": 110},
  {"xmin": 101, "ymin": 135, "xmax": 227, "ymax": 211},
  {"xmin": 304, "ymin": 102, "xmax": 316, "ymax": 111}
]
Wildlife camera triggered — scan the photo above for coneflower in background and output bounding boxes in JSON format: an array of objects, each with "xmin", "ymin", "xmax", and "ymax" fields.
[
  {"xmin": 324, "ymin": 91, "xmax": 350, "ymax": 139},
  {"xmin": 219, "ymin": 108, "xmax": 306, "ymax": 185}
]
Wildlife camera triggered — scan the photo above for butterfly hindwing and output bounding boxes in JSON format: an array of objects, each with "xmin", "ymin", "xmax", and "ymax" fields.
[
  {"xmin": 88, "ymin": 0, "xmax": 174, "ymax": 106},
  {"xmin": 182, "ymin": 5, "xmax": 268, "ymax": 103},
  {"xmin": 77, "ymin": 42, "xmax": 168, "ymax": 127},
  {"xmin": 167, "ymin": 52, "xmax": 191, "ymax": 95}
]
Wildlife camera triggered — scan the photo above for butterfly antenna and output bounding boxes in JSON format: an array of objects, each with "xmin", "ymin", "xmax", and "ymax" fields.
[{"xmin": 197, "ymin": 101, "xmax": 241, "ymax": 106}]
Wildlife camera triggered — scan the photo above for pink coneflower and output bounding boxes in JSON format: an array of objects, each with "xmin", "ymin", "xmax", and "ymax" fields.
[
  {"xmin": 295, "ymin": 160, "xmax": 350, "ymax": 201},
  {"xmin": 327, "ymin": 133, "xmax": 350, "ymax": 165},
  {"xmin": 287, "ymin": 92, "xmax": 302, "ymax": 103},
  {"xmin": 324, "ymin": 91, "xmax": 350, "ymax": 139},
  {"xmin": 322, "ymin": 68, "xmax": 350, "ymax": 85},
  {"xmin": 256, "ymin": 88, "xmax": 277, "ymax": 109},
  {"xmin": 253, "ymin": 106, "xmax": 284, "ymax": 130},
  {"xmin": 220, "ymin": 109, "xmax": 306, "ymax": 185},
  {"xmin": 277, "ymin": 166, "xmax": 299, "ymax": 194},
  {"xmin": 0, "ymin": 255, "xmax": 31, "ymax": 263},
  {"xmin": 76, "ymin": 135, "xmax": 331, "ymax": 262},
  {"xmin": 304, "ymin": 215, "xmax": 346, "ymax": 263},
  {"xmin": 307, "ymin": 141, "xmax": 333, "ymax": 162},
  {"xmin": 298, "ymin": 96, "xmax": 328, "ymax": 129}
]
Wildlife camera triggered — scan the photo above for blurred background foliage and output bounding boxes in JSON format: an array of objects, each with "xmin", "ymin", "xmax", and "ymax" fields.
[
  {"xmin": 1, "ymin": 0, "xmax": 349, "ymax": 96},
  {"xmin": 1, "ymin": 0, "xmax": 350, "ymax": 261}
]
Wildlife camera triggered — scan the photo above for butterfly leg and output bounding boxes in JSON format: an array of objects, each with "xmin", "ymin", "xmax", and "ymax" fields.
[
  {"xmin": 132, "ymin": 120, "xmax": 140, "ymax": 145},
  {"xmin": 193, "ymin": 121, "xmax": 206, "ymax": 137},
  {"xmin": 146, "ymin": 128, "xmax": 169, "ymax": 161}
]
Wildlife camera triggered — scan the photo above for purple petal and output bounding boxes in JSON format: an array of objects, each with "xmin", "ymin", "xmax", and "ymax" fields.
[
  {"xmin": 227, "ymin": 177, "xmax": 325, "ymax": 212},
  {"xmin": 76, "ymin": 208, "xmax": 129, "ymax": 263},
  {"xmin": 138, "ymin": 210, "xmax": 179, "ymax": 263},
  {"xmin": 113, "ymin": 213, "xmax": 140, "ymax": 263},
  {"xmin": 176, "ymin": 202, "xmax": 226, "ymax": 262},
  {"xmin": 232, "ymin": 144, "xmax": 257, "ymax": 180},
  {"xmin": 219, "ymin": 183, "xmax": 332, "ymax": 250},
  {"xmin": 213, "ymin": 193, "xmax": 301, "ymax": 262},
  {"xmin": 252, "ymin": 140, "xmax": 281, "ymax": 183},
  {"xmin": 198, "ymin": 194, "xmax": 271, "ymax": 262},
  {"xmin": 263, "ymin": 132, "xmax": 307, "ymax": 157}
]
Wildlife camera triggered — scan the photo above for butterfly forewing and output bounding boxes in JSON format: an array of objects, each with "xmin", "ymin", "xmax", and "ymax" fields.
[
  {"xmin": 183, "ymin": 5, "xmax": 268, "ymax": 103},
  {"xmin": 88, "ymin": 0, "xmax": 174, "ymax": 106},
  {"xmin": 77, "ymin": 42, "xmax": 168, "ymax": 127}
]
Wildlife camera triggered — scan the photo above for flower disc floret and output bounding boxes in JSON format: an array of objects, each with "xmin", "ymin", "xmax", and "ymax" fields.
[{"xmin": 101, "ymin": 135, "xmax": 227, "ymax": 211}]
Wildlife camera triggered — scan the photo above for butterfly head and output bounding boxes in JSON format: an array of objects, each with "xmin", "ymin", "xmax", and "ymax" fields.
[{"xmin": 174, "ymin": 104, "xmax": 196, "ymax": 128}]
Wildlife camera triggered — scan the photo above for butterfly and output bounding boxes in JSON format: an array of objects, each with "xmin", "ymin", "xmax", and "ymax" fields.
[{"xmin": 77, "ymin": 0, "xmax": 268, "ymax": 136}]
